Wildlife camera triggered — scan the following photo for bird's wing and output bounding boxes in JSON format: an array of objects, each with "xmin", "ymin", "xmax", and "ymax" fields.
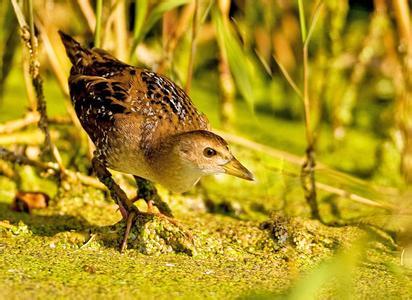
[
  {"xmin": 68, "ymin": 73, "xmax": 137, "ymax": 146},
  {"xmin": 125, "ymin": 70, "xmax": 210, "ymax": 152},
  {"xmin": 68, "ymin": 67, "xmax": 209, "ymax": 152}
]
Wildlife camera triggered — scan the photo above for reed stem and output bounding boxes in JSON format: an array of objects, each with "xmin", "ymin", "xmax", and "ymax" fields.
[
  {"xmin": 299, "ymin": 2, "xmax": 324, "ymax": 220},
  {"xmin": 298, "ymin": 0, "xmax": 307, "ymax": 42},
  {"xmin": 11, "ymin": 0, "xmax": 64, "ymax": 171},
  {"xmin": 393, "ymin": 0, "xmax": 412, "ymax": 183},
  {"xmin": 94, "ymin": 0, "xmax": 102, "ymax": 47},
  {"xmin": 185, "ymin": 0, "xmax": 198, "ymax": 93}
]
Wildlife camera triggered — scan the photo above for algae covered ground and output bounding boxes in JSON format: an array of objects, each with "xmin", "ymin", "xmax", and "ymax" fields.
[
  {"xmin": 1, "ymin": 180, "xmax": 411, "ymax": 299},
  {"xmin": 0, "ymin": 178, "xmax": 411, "ymax": 299},
  {"xmin": 1, "ymin": 70, "xmax": 412, "ymax": 299}
]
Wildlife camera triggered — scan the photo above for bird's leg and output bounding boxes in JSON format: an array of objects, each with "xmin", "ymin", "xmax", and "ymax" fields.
[
  {"xmin": 92, "ymin": 157, "xmax": 132, "ymax": 214},
  {"xmin": 133, "ymin": 176, "xmax": 192, "ymax": 240},
  {"xmin": 133, "ymin": 175, "xmax": 174, "ymax": 218},
  {"xmin": 92, "ymin": 156, "xmax": 137, "ymax": 251}
]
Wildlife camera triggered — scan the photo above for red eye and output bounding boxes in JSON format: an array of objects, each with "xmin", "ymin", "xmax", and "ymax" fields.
[{"xmin": 203, "ymin": 147, "xmax": 217, "ymax": 157}]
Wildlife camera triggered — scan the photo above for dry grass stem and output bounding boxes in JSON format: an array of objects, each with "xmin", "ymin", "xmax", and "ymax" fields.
[
  {"xmin": 217, "ymin": 0, "xmax": 235, "ymax": 128},
  {"xmin": 273, "ymin": 54, "xmax": 302, "ymax": 99},
  {"xmin": 216, "ymin": 130, "xmax": 396, "ymax": 210},
  {"xmin": 393, "ymin": 0, "xmax": 412, "ymax": 183},
  {"xmin": 298, "ymin": 1, "xmax": 324, "ymax": 220},
  {"xmin": 10, "ymin": 0, "xmax": 65, "ymax": 172},
  {"xmin": 158, "ymin": 4, "xmax": 195, "ymax": 74},
  {"xmin": 75, "ymin": 0, "xmax": 96, "ymax": 32},
  {"xmin": 0, "ymin": 147, "xmax": 105, "ymax": 190},
  {"xmin": 0, "ymin": 112, "xmax": 40, "ymax": 134},
  {"xmin": 113, "ymin": 1, "xmax": 128, "ymax": 61}
]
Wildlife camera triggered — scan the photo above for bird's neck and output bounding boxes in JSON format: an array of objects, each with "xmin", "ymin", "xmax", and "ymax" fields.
[{"xmin": 149, "ymin": 142, "xmax": 202, "ymax": 193}]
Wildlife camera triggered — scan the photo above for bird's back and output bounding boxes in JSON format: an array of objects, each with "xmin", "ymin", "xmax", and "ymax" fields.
[{"xmin": 59, "ymin": 32, "xmax": 208, "ymax": 150}]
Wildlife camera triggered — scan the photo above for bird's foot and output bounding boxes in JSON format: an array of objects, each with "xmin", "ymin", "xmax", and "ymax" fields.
[
  {"xmin": 120, "ymin": 205, "xmax": 140, "ymax": 253},
  {"xmin": 146, "ymin": 200, "xmax": 178, "ymax": 225}
]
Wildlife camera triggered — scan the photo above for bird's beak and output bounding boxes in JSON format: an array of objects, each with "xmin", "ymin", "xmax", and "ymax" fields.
[{"xmin": 223, "ymin": 157, "xmax": 254, "ymax": 181}]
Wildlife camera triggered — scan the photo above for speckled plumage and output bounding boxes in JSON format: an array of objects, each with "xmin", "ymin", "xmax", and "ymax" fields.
[{"xmin": 59, "ymin": 31, "xmax": 253, "ymax": 251}]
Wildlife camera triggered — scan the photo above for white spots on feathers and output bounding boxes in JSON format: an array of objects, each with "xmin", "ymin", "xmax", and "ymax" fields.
[
  {"xmin": 141, "ymin": 71, "xmax": 192, "ymax": 121},
  {"xmin": 102, "ymin": 71, "xmax": 116, "ymax": 78}
]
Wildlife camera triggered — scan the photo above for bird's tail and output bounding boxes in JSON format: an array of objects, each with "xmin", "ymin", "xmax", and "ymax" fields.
[{"xmin": 58, "ymin": 30, "xmax": 92, "ymax": 69}]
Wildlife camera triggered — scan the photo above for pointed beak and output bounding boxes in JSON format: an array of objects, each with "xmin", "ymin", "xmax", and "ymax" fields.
[{"xmin": 223, "ymin": 157, "xmax": 254, "ymax": 181}]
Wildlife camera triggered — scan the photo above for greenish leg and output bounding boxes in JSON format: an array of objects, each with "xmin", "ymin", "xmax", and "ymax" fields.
[
  {"xmin": 92, "ymin": 156, "xmax": 137, "ymax": 251},
  {"xmin": 133, "ymin": 175, "xmax": 173, "ymax": 218}
]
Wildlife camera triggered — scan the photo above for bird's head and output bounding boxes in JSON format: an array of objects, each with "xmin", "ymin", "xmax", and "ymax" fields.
[{"xmin": 170, "ymin": 130, "xmax": 254, "ymax": 181}]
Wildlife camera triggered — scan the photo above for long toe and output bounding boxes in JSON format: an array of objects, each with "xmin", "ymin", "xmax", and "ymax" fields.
[{"xmin": 120, "ymin": 210, "xmax": 137, "ymax": 252}]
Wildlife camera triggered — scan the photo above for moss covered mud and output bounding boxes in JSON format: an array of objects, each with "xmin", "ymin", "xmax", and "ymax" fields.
[
  {"xmin": 1, "ymin": 70, "xmax": 412, "ymax": 298},
  {"xmin": 0, "ymin": 176, "xmax": 411, "ymax": 299}
]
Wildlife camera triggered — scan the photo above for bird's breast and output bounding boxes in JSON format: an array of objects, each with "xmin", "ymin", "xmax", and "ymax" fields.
[
  {"xmin": 106, "ymin": 149, "xmax": 201, "ymax": 193},
  {"xmin": 150, "ymin": 160, "xmax": 202, "ymax": 193}
]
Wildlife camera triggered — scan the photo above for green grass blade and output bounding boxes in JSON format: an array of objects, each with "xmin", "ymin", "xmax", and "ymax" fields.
[
  {"xmin": 304, "ymin": 1, "xmax": 324, "ymax": 48},
  {"xmin": 130, "ymin": 0, "xmax": 189, "ymax": 59},
  {"xmin": 298, "ymin": 0, "xmax": 307, "ymax": 42},
  {"xmin": 212, "ymin": 9, "xmax": 256, "ymax": 110},
  {"xmin": 133, "ymin": 0, "xmax": 149, "ymax": 42},
  {"xmin": 94, "ymin": 0, "xmax": 103, "ymax": 47}
]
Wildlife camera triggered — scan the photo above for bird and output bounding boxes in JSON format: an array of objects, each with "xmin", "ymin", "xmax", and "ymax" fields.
[{"xmin": 58, "ymin": 31, "xmax": 254, "ymax": 252}]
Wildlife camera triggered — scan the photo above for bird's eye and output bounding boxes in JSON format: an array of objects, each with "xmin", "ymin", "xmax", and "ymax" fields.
[{"xmin": 203, "ymin": 147, "xmax": 217, "ymax": 158}]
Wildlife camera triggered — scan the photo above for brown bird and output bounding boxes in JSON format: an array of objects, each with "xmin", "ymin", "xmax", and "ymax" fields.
[{"xmin": 59, "ymin": 31, "xmax": 254, "ymax": 251}]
